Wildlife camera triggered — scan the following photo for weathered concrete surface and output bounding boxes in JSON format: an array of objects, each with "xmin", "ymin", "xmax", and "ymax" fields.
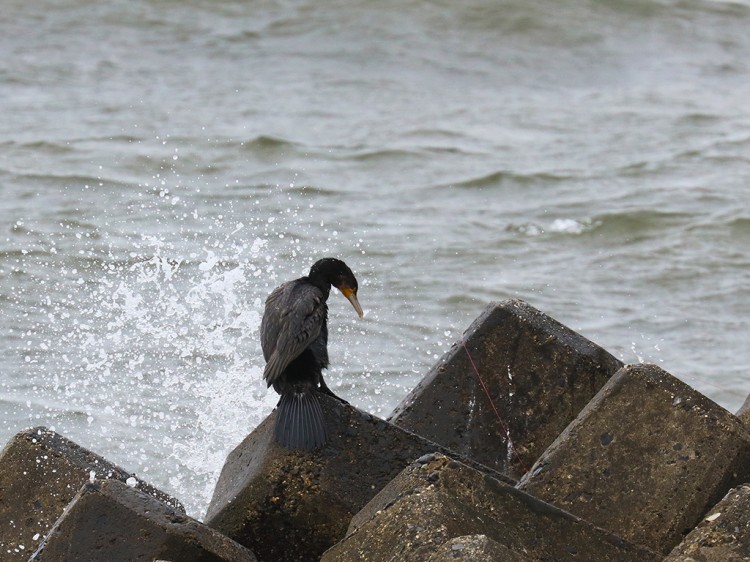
[
  {"xmin": 321, "ymin": 453, "xmax": 661, "ymax": 562},
  {"xmin": 30, "ymin": 479, "xmax": 257, "ymax": 562},
  {"xmin": 666, "ymin": 484, "xmax": 750, "ymax": 562},
  {"xmin": 426, "ymin": 535, "xmax": 533, "ymax": 562},
  {"xmin": 736, "ymin": 393, "xmax": 750, "ymax": 426},
  {"xmin": 204, "ymin": 395, "xmax": 511, "ymax": 562},
  {"xmin": 518, "ymin": 363, "xmax": 750, "ymax": 555},
  {"xmin": 0, "ymin": 426, "xmax": 182, "ymax": 559},
  {"xmin": 389, "ymin": 299, "xmax": 623, "ymax": 478}
]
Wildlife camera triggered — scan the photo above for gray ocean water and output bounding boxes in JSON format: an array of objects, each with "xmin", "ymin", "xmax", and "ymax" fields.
[{"xmin": 1, "ymin": 0, "xmax": 749, "ymax": 518}]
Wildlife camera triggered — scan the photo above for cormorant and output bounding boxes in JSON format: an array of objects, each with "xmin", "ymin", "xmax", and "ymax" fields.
[{"xmin": 260, "ymin": 258, "xmax": 363, "ymax": 450}]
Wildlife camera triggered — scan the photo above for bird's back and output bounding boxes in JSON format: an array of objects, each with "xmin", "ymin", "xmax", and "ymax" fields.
[{"xmin": 260, "ymin": 278, "xmax": 327, "ymax": 385}]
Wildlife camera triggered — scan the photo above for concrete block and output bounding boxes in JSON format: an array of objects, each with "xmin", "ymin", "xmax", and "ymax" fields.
[
  {"xmin": 30, "ymin": 479, "xmax": 257, "ymax": 561},
  {"xmin": 389, "ymin": 299, "xmax": 622, "ymax": 478},
  {"xmin": 426, "ymin": 535, "xmax": 533, "ymax": 562},
  {"xmin": 665, "ymin": 484, "xmax": 750, "ymax": 561},
  {"xmin": 518, "ymin": 363, "xmax": 750, "ymax": 554},
  {"xmin": 321, "ymin": 453, "xmax": 660, "ymax": 562},
  {"xmin": 0, "ymin": 426, "xmax": 182, "ymax": 559},
  {"xmin": 204, "ymin": 395, "xmax": 511, "ymax": 562}
]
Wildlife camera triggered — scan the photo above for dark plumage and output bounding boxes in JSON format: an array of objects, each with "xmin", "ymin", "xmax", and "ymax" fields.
[{"xmin": 260, "ymin": 258, "xmax": 363, "ymax": 450}]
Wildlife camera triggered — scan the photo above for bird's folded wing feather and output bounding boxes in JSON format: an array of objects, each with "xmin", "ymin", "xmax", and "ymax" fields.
[{"xmin": 261, "ymin": 282, "xmax": 326, "ymax": 385}]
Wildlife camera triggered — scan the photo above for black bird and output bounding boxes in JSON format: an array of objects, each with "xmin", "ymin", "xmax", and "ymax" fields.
[{"xmin": 260, "ymin": 258, "xmax": 363, "ymax": 450}]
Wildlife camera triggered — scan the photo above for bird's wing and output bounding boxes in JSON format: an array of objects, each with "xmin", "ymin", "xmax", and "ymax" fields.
[
  {"xmin": 261, "ymin": 281, "xmax": 327, "ymax": 386},
  {"xmin": 260, "ymin": 283, "xmax": 288, "ymax": 361}
]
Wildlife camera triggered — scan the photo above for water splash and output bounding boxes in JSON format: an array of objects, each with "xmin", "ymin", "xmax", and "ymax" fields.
[
  {"xmin": 6, "ymin": 176, "xmax": 378, "ymax": 517},
  {"xmin": 64, "ymin": 234, "xmax": 277, "ymax": 514},
  {"xmin": 6, "ymin": 183, "xmax": 293, "ymax": 517}
]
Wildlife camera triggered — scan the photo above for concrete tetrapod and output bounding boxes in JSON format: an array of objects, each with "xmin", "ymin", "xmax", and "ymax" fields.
[
  {"xmin": 518, "ymin": 363, "xmax": 750, "ymax": 554},
  {"xmin": 30, "ymin": 479, "xmax": 257, "ymax": 562},
  {"xmin": 390, "ymin": 299, "xmax": 623, "ymax": 478}
]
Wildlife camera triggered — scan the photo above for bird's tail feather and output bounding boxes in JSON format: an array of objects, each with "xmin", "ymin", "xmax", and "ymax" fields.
[{"xmin": 274, "ymin": 391, "xmax": 327, "ymax": 450}]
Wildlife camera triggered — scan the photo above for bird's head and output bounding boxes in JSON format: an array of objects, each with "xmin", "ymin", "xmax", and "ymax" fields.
[{"xmin": 310, "ymin": 258, "xmax": 364, "ymax": 317}]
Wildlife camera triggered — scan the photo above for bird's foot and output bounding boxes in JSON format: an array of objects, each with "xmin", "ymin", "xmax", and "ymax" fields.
[{"xmin": 318, "ymin": 385, "xmax": 349, "ymax": 405}]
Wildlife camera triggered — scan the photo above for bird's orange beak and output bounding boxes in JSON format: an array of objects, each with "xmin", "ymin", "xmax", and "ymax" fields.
[{"xmin": 340, "ymin": 286, "xmax": 364, "ymax": 318}]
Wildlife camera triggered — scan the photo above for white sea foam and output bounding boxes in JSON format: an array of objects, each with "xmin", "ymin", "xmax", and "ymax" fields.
[
  {"xmin": 23, "ymin": 222, "xmax": 279, "ymax": 515},
  {"xmin": 548, "ymin": 218, "xmax": 589, "ymax": 235}
]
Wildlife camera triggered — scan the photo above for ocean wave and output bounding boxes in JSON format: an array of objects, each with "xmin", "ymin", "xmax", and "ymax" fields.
[
  {"xmin": 240, "ymin": 135, "xmax": 300, "ymax": 154},
  {"xmin": 0, "ymin": 139, "xmax": 76, "ymax": 155},
  {"xmin": 506, "ymin": 218, "xmax": 597, "ymax": 237},
  {"xmin": 157, "ymin": 0, "xmax": 750, "ymax": 69},
  {"xmin": 586, "ymin": 209, "xmax": 696, "ymax": 241},
  {"xmin": 9, "ymin": 172, "xmax": 132, "ymax": 190},
  {"xmin": 506, "ymin": 209, "xmax": 701, "ymax": 239},
  {"xmin": 447, "ymin": 0, "xmax": 750, "ymax": 26},
  {"xmin": 216, "ymin": 29, "xmax": 263, "ymax": 43},
  {"xmin": 338, "ymin": 147, "xmax": 423, "ymax": 162},
  {"xmin": 3, "ymin": 395, "xmax": 92, "ymax": 419},
  {"xmin": 283, "ymin": 184, "xmax": 339, "ymax": 196},
  {"xmin": 0, "ymin": 247, "xmax": 57, "ymax": 260},
  {"xmin": 728, "ymin": 217, "xmax": 750, "ymax": 236},
  {"xmin": 596, "ymin": 208, "xmax": 694, "ymax": 224},
  {"xmin": 77, "ymin": 134, "xmax": 145, "ymax": 145},
  {"xmin": 445, "ymin": 170, "xmax": 572, "ymax": 190}
]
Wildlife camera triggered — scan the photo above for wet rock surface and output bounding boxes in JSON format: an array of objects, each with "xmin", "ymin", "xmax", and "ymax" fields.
[
  {"xmin": 665, "ymin": 484, "xmax": 750, "ymax": 562},
  {"xmin": 389, "ymin": 299, "xmax": 622, "ymax": 478},
  {"xmin": 321, "ymin": 453, "xmax": 661, "ymax": 562},
  {"xmin": 0, "ymin": 426, "xmax": 181, "ymax": 559},
  {"xmin": 736, "ymin": 393, "xmax": 750, "ymax": 427},
  {"xmin": 204, "ymin": 393, "xmax": 509, "ymax": 562},
  {"xmin": 29, "ymin": 479, "xmax": 256, "ymax": 562},
  {"xmin": 425, "ymin": 535, "xmax": 534, "ymax": 562},
  {"xmin": 518, "ymin": 363, "xmax": 750, "ymax": 554}
]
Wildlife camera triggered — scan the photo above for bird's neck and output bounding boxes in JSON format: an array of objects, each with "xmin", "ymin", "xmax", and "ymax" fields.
[{"xmin": 305, "ymin": 274, "xmax": 332, "ymax": 299}]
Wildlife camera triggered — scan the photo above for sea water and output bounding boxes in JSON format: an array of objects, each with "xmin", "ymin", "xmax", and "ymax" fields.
[{"xmin": 1, "ymin": 0, "xmax": 749, "ymax": 516}]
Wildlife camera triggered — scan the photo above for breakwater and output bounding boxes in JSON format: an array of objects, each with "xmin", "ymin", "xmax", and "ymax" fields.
[{"xmin": 2, "ymin": 299, "xmax": 749, "ymax": 561}]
